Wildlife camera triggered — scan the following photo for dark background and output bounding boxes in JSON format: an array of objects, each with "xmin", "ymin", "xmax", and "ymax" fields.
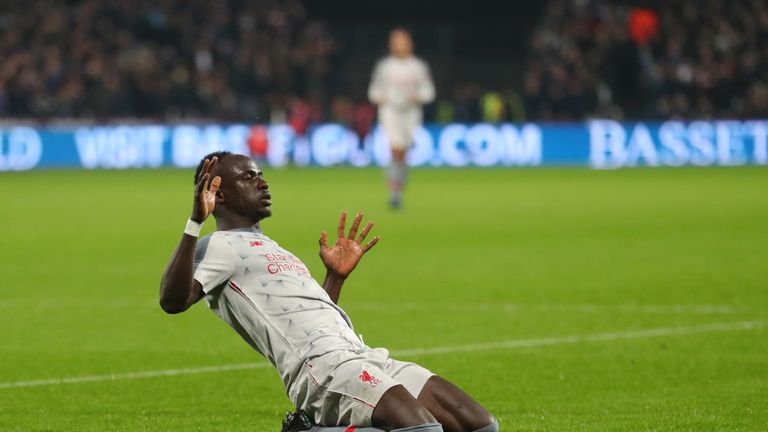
[{"xmin": 304, "ymin": 1, "xmax": 548, "ymax": 99}]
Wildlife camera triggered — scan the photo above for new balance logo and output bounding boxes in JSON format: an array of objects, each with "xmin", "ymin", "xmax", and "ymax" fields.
[
  {"xmin": 359, "ymin": 370, "xmax": 381, "ymax": 387},
  {"xmin": 250, "ymin": 241, "xmax": 263, "ymax": 247}
]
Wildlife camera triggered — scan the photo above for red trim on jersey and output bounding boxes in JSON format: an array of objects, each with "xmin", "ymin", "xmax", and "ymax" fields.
[
  {"xmin": 229, "ymin": 280, "xmax": 243, "ymax": 292},
  {"xmin": 226, "ymin": 280, "xmax": 295, "ymax": 352},
  {"xmin": 308, "ymin": 371, "xmax": 321, "ymax": 387},
  {"xmin": 344, "ymin": 427, "xmax": 357, "ymax": 432},
  {"xmin": 351, "ymin": 396, "xmax": 375, "ymax": 409},
  {"xmin": 228, "ymin": 281, "xmax": 257, "ymax": 310},
  {"xmin": 228, "ymin": 281, "xmax": 259, "ymax": 310}
]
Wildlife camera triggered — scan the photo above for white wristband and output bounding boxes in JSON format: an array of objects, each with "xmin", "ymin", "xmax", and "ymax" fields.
[{"xmin": 184, "ymin": 218, "xmax": 203, "ymax": 237}]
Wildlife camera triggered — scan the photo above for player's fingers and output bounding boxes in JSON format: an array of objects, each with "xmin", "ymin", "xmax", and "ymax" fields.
[
  {"xmin": 357, "ymin": 221, "xmax": 374, "ymax": 243},
  {"xmin": 363, "ymin": 236, "xmax": 380, "ymax": 252},
  {"xmin": 202, "ymin": 170, "xmax": 212, "ymax": 192},
  {"xmin": 337, "ymin": 211, "xmax": 347, "ymax": 239},
  {"xmin": 197, "ymin": 172, "xmax": 210, "ymax": 195},
  {"xmin": 206, "ymin": 159, "xmax": 218, "ymax": 180},
  {"xmin": 348, "ymin": 213, "xmax": 363, "ymax": 239},
  {"xmin": 319, "ymin": 230, "xmax": 328, "ymax": 249},
  {"xmin": 196, "ymin": 159, "xmax": 210, "ymax": 187},
  {"xmin": 209, "ymin": 176, "xmax": 221, "ymax": 194},
  {"xmin": 208, "ymin": 156, "xmax": 218, "ymax": 174}
]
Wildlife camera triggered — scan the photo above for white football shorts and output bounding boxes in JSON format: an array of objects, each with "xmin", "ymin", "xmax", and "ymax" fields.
[
  {"xmin": 379, "ymin": 108, "xmax": 421, "ymax": 150},
  {"xmin": 289, "ymin": 347, "xmax": 435, "ymax": 426}
]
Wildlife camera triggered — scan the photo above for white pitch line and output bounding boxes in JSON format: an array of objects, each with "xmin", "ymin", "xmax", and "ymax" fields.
[
  {"xmin": 0, "ymin": 362, "xmax": 273, "ymax": 390},
  {"xmin": 344, "ymin": 303, "xmax": 750, "ymax": 315},
  {"xmin": 0, "ymin": 320, "xmax": 763, "ymax": 390},
  {"xmin": 392, "ymin": 320, "xmax": 765, "ymax": 356}
]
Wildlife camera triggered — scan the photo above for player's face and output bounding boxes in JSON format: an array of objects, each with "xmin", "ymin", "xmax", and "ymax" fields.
[
  {"xmin": 389, "ymin": 31, "xmax": 413, "ymax": 57},
  {"xmin": 217, "ymin": 155, "xmax": 272, "ymax": 221}
]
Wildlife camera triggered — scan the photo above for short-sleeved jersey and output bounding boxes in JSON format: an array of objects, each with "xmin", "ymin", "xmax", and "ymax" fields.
[
  {"xmin": 368, "ymin": 55, "xmax": 435, "ymax": 113},
  {"xmin": 193, "ymin": 227, "xmax": 366, "ymax": 394}
]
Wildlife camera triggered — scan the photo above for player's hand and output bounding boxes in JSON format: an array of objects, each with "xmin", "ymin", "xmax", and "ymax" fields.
[
  {"xmin": 319, "ymin": 212, "xmax": 380, "ymax": 278},
  {"xmin": 191, "ymin": 157, "xmax": 222, "ymax": 223}
]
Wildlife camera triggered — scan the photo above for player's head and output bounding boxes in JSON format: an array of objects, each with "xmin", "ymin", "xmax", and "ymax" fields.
[
  {"xmin": 195, "ymin": 151, "xmax": 272, "ymax": 223},
  {"xmin": 194, "ymin": 150, "xmax": 232, "ymax": 185},
  {"xmin": 389, "ymin": 28, "xmax": 413, "ymax": 58}
]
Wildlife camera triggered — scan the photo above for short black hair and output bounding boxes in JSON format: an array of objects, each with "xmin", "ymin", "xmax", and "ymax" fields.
[{"xmin": 194, "ymin": 151, "xmax": 232, "ymax": 184}]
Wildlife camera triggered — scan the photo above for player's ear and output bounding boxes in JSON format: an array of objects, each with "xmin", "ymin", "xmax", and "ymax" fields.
[{"xmin": 215, "ymin": 188, "xmax": 225, "ymax": 205}]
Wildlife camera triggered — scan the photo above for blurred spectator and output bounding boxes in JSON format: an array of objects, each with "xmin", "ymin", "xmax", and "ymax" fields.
[
  {"xmin": 330, "ymin": 96, "xmax": 354, "ymax": 125},
  {"xmin": 434, "ymin": 99, "xmax": 455, "ymax": 123},
  {"xmin": 480, "ymin": 91, "xmax": 504, "ymax": 123},
  {"xmin": 451, "ymin": 83, "xmax": 482, "ymax": 122},
  {"xmin": 351, "ymin": 102, "xmax": 376, "ymax": 141}
]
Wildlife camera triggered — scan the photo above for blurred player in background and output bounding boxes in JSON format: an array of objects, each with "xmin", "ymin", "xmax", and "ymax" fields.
[{"xmin": 368, "ymin": 28, "xmax": 435, "ymax": 209}]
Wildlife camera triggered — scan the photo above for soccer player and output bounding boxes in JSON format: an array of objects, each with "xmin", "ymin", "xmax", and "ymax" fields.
[
  {"xmin": 159, "ymin": 152, "xmax": 498, "ymax": 432},
  {"xmin": 368, "ymin": 28, "xmax": 435, "ymax": 209}
]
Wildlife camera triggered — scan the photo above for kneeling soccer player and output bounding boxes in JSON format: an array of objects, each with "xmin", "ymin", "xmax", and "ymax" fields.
[{"xmin": 159, "ymin": 152, "xmax": 498, "ymax": 432}]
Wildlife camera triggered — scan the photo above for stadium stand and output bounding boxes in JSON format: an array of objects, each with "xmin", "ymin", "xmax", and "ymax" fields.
[
  {"xmin": 0, "ymin": 0, "xmax": 336, "ymax": 121},
  {"xmin": 522, "ymin": 0, "xmax": 768, "ymax": 120},
  {"xmin": 0, "ymin": 0, "xmax": 765, "ymax": 121}
]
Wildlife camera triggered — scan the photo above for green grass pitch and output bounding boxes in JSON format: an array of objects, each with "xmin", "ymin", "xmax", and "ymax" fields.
[{"xmin": 1, "ymin": 165, "xmax": 766, "ymax": 431}]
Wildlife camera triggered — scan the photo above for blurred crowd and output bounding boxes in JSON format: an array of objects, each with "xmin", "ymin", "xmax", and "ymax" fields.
[
  {"xmin": 521, "ymin": 0, "xmax": 768, "ymax": 120},
  {"xmin": 0, "ymin": 0, "xmax": 337, "ymax": 121},
  {"xmin": 0, "ymin": 0, "xmax": 767, "ymax": 123}
]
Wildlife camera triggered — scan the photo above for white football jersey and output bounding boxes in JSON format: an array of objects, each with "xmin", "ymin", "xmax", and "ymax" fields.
[
  {"xmin": 193, "ymin": 228, "xmax": 366, "ymax": 395},
  {"xmin": 368, "ymin": 55, "xmax": 435, "ymax": 113}
]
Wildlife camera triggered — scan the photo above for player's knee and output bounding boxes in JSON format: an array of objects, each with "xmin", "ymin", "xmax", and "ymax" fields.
[
  {"xmin": 373, "ymin": 385, "xmax": 437, "ymax": 428},
  {"xmin": 471, "ymin": 416, "xmax": 499, "ymax": 432},
  {"xmin": 391, "ymin": 423, "xmax": 444, "ymax": 432}
]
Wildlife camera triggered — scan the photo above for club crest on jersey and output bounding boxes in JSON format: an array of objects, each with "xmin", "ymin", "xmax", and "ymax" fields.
[
  {"xmin": 359, "ymin": 370, "xmax": 381, "ymax": 387},
  {"xmin": 250, "ymin": 241, "xmax": 263, "ymax": 247}
]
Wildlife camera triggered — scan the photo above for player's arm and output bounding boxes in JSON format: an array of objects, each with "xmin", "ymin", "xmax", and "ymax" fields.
[
  {"xmin": 319, "ymin": 212, "xmax": 380, "ymax": 304},
  {"xmin": 367, "ymin": 61, "xmax": 386, "ymax": 105},
  {"xmin": 414, "ymin": 61, "xmax": 436, "ymax": 104},
  {"xmin": 159, "ymin": 158, "xmax": 221, "ymax": 314}
]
